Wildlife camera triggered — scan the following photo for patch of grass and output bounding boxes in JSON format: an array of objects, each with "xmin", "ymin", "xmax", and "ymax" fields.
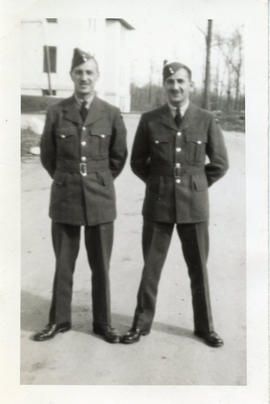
[
  {"xmin": 21, "ymin": 128, "xmax": 40, "ymax": 157},
  {"xmin": 214, "ymin": 112, "xmax": 245, "ymax": 133}
]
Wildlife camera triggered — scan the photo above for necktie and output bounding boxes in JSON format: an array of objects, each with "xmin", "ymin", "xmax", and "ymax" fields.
[
  {"xmin": 174, "ymin": 108, "xmax": 182, "ymax": 127},
  {"xmin": 80, "ymin": 101, "xmax": 88, "ymax": 121}
]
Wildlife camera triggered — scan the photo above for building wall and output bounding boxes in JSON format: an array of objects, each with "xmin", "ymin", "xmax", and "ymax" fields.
[{"xmin": 21, "ymin": 19, "xmax": 132, "ymax": 111}]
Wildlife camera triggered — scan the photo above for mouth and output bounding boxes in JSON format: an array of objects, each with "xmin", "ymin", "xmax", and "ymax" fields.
[{"xmin": 170, "ymin": 92, "xmax": 182, "ymax": 97}]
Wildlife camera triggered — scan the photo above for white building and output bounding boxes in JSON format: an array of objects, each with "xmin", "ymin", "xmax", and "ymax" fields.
[{"xmin": 21, "ymin": 18, "xmax": 134, "ymax": 112}]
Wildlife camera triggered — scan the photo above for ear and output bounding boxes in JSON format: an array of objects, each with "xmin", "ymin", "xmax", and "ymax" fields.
[{"xmin": 70, "ymin": 70, "xmax": 74, "ymax": 82}]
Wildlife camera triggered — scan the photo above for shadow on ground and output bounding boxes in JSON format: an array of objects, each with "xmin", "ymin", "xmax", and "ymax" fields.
[{"xmin": 21, "ymin": 290, "xmax": 194, "ymax": 341}]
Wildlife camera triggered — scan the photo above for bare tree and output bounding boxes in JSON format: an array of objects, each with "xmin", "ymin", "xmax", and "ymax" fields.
[{"xmin": 214, "ymin": 29, "xmax": 243, "ymax": 112}]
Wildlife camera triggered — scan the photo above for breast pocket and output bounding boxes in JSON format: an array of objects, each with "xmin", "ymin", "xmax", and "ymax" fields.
[
  {"xmin": 56, "ymin": 128, "xmax": 76, "ymax": 157},
  {"xmin": 151, "ymin": 136, "xmax": 171, "ymax": 161},
  {"xmin": 186, "ymin": 138, "xmax": 207, "ymax": 164},
  {"xmin": 89, "ymin": 128, "xmax": 112, "ymax": 157}
]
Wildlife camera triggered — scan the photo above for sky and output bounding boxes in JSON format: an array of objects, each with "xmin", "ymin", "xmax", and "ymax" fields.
[{"xmin": 128, "ymin": 16, "xmax": 244, "ymax": 90}]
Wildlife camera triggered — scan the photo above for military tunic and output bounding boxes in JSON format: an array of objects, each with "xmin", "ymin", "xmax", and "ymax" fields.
[
  {"xmin": 41, "ymin": 95, "xmax": 127, "ymax": 226},
  {"xmin": 131, "ymin": 102, "xmax": 228, "ymax": 223}
]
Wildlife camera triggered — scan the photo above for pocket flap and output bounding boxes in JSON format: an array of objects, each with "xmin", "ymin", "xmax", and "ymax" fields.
[
  {"xmin": 90, "ymin": 128, "xmax": 112, "ymax": 137},
  {"xmin": 193, "ymin": 174, "xmax": 208, "ymax": 191},
  {"xmin": 187, "ymin": 138, "xmax": 206, "ymax": 144},
  {"xmin": 152, "ymin": 136, "xmax": 169, "ymax": 144},
  {"xmin": 53, "ymin": 172, "xmax": 66, "ymax": 185},
  {"xmin": 186, "ymin": 128, "xmax": 207, "ymax": 143},
  {"xmin": 56, "ymin": 128, "xmax": 75, "ymax": 138},
  {"xmin": 95, "ymin": 172, "xmax": 110, "ymax": 186}
]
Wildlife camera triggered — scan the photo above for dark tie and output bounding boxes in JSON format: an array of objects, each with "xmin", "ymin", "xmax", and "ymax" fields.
[
  {"xmin": 174, "ymin": 108, "xmax": 182, "ymax": 127},
  {"xmin": 80, "ymin": 101, "xmax": 88, "ymax": 121}
]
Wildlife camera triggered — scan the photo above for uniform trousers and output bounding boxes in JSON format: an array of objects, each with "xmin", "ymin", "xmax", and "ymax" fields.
[
  {"xmin": 49, "ymin": 221, "xmax": 113, "ymax": 328},
  {"xmin": 132, "ymin": 219, "xmax": 214, "ymax": 334}
]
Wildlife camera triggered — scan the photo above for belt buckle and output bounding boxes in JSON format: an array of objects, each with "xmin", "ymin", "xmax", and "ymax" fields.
[
  {"xmin": 79, "ymin": 162, "xmax": 87, "ymax": 176},
  {"xmin": 174, "ymin": 167, "xmax": 180, "ymax": 178}
]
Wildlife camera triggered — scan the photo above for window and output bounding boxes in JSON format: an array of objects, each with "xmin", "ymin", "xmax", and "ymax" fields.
[
  {"xmin": 43, "ymin": 46, "xmax": 57, "ymax": 73},
  {"xmin": 46, "ymin": 18, "xmax": 58, "ymax": 23},
  {"xmin": 42, "ymin": 89, "xmax": 57, "ymax": 96}
]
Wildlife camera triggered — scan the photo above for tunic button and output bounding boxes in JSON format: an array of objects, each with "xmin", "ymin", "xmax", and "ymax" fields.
[
  {"xmin": 81, "ymin": 156, "xmax": 86, "ymax": 162},
  {"xmin": 81, "ymin": 141, "xmax": 86, "ymax": 146},
  {"xmin": 176, "ymin": 163, "xmax": 181, "ymax": 168},
  {"xmin": 100, "ymin": 134, "xmax": 106, "ymax": 138},
  {"xmin": 82, "ymin": 126, "xmax": 86, "ymax": 131},
  {"xmin": 176, "ymin": 178, "xmax": 181, "ymax": 184},
  {"xmin": 177, "ymin": 131, "xmax": 182, "ymax": 136},
  {"xmin": 176, "ymin": 147, "xmax": 181, "ymax": 152}
]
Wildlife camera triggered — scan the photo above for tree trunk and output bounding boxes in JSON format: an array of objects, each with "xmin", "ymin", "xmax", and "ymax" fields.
[{"xmin": 202, "ymin": 19, "xmax": 213, "ymax": 110}]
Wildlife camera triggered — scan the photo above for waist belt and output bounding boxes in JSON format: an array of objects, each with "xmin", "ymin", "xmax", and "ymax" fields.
[
  {"xmin": 56, "ymin": 159, "xmax": 109, "ymax": 176},
  {"xmin": 150, "ymin": 165, "xmax": 204, "ymax": 177}
]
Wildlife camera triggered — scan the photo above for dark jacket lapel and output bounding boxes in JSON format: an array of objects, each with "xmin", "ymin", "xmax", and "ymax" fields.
[
  {"xmin": 180, "ymin": 101, "xmax": 199, "ymax": 130},
  {"xmin": 61, "ymin": 95, "xmax": 82, "ymax": 125},
  {"xmin": 84, "ymin": 97, "xmax": 107, "ymax": 126},
  {"xmin": 157, "ymin": 102, "xmax": 199, "ymax": 131},
  {"xmin": 61, "ymin": 95, "xmax": 106, "ymax": 126},
  {"xmin": 157, "ymin": 104, "xmax": 178, "ymax": 130}
]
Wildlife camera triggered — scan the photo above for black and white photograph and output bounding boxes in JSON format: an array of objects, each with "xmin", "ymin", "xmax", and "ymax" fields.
[{"xmin": 0, "ymin": 0, "xmax": 268, "ymax": 403}]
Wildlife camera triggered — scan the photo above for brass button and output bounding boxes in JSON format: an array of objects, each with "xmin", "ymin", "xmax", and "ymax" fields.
[
  {"xmin": 100, "ymin": 134, "xmax": 106, "ymax": 138},
  {"xmin": 155, "ymin": 140, "xmax": 160, "ymax": 144},
  {"xmin": 60, "ymin": 134, "xmax": 66, "ymax": 138},
  {"xmin": 81, "ymin": 156, "xmax": 87, "ymax": 162},
  {"xmin": 82, "ymin": 126, "xmax": 86, "ymax": 131},
  {"xmin": 176, "ymin": 163, "xmax": 181, "ymax": 168},
  {"xmin": 176, "ymin": 178, "xmax": 181, "ymax": 184},
  {"xmin": 176, "ymin": 147, "xmax": 181, "ymax": 152},
  {"xmin": 81, "ymin": 141, "xmax": 86, "ymax": 146},
  {"xmin": 177, "ymin": 131, "xmax": 182, "ymax": 136}
]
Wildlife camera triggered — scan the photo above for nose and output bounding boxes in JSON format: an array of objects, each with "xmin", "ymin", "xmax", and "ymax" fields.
[
  {"xmin": 81, "ymin": 71, "xmax": 88, "ymax": 81},
  {"xmin": 172, "ymin": 80, "xmax": 179, "ymax": 90}
]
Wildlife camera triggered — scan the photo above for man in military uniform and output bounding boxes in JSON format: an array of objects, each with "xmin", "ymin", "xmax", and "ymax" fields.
[
  {"xmin": 121, "ymin": 62, "xmax": 229, "ymax": 347},
  {"xmin": 33, "ymin": 48, "xmax": 127, "ymax": 343}
]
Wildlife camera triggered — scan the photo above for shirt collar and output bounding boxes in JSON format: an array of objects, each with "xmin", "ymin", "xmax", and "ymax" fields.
[
  {"xmin": 74, "ymin": 93, "xmax": 95, "ymax": 109},
  {"xmin": 168, "ymin": 100, "xmax": 190, "ymax": 117}
]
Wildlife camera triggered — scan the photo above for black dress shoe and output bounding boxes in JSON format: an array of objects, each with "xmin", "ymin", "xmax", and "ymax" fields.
[
  {"xmin": 194, "ymin": 330, "xmax": 224, "ymax": 347},
  {"xmin": 93, "ymin": 324, "xmax": 120, "ymax": 343},
  {"xmin": 33, "ymin": 322, "xmax": 71, "ymax": 342},
  {"xmin": 120, "ymin": 328, "xmax": 149, "ymax": 344}
]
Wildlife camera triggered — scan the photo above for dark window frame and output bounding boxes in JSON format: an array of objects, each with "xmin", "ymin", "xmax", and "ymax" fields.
[{"xmin": 42, "ymin": 89, "xmax": 57, "ymax": 96}]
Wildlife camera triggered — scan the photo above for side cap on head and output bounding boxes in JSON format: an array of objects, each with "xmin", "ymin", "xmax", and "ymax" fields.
[
  {"xmin": 163, "ymin": 62, "xmax": 191, "ymax": 81},
  {"xmin": 71, "ymin": 48, "xmax": 92, "ymax": 71}
]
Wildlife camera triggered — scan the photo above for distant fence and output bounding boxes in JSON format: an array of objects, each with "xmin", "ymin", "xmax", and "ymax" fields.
[{"xmin": 21, "ymin": 95, "xmax": 245, "ymax": 132}]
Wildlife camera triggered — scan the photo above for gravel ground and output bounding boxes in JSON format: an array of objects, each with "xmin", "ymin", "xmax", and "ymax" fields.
[{"xmin": 21, "ymin": 113, "xmax": 245, "ymax": 385}]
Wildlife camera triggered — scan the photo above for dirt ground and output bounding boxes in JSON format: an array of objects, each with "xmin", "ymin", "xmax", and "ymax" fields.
[{"xmin": 21, "ymin": 114, "xmax": 246, "ymax": 385}]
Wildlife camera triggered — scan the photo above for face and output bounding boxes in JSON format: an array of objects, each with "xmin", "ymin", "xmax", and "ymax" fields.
[
  {"xmin": 163, "ymin": 68, "xmax": 193, "ymax": 106},
  {"xmin": 70, "ymin": 59, "xmax": 99, "ymax": 96}
]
